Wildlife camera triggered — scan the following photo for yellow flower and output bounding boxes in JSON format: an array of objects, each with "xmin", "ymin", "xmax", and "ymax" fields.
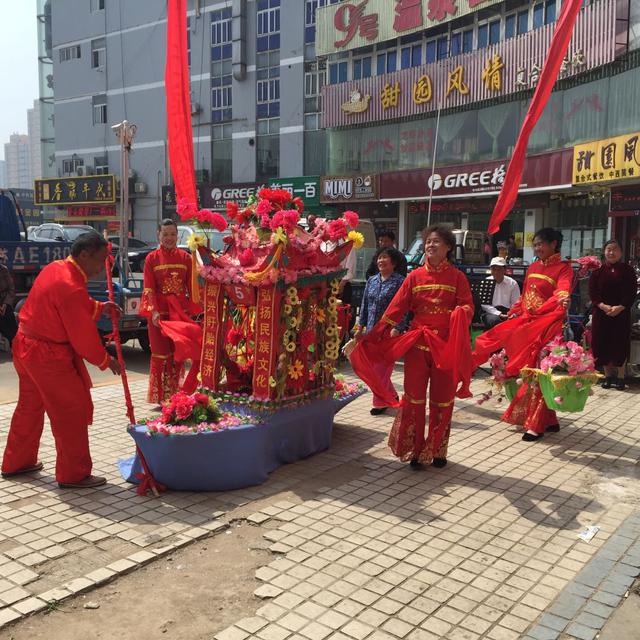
[
  {"xmin": 186, "ymin": 233, "xmax": 206, "ymax": 251},
  {"xmin": 325, "ymin": 326, "xmax": 337, "ymax": 337},
  {"xmin": 273, "ymin": 226, "xmax": 288, "ymax": 245},
  {"xmin": 347, "ymin": 230, "xmax": 364, "ymax": 249},
  {"xmin": 288, "ymin": 315, "xmax": 300, "ymax": 329},
  {"xmin": 315, "ymin": 308, "xmax": 326, "ymax": 323},
  {"xmin": 284, "ymin": 304, "xmax": 293, "ymax": 315},
  {"xmin": 286, "ymin": 286, "xmax": 297, "ymax": 298},
  {"xmin": 285, "ymin": 341, "xmax": 296, "ymax": 352},
  {"xmin": 330, "ymin": 280, "xmax": 340, "ymax": 294},
  {"xmin": 287, "ymin": 360, "xmax": 304, "ymax": 380}
]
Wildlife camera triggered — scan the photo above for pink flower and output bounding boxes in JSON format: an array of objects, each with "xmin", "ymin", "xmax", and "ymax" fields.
[
  {"xmin": 256, "ymin": 199, "xmax": 273, "ymax": 216},
  {"xmin": 282, "ymin": 209, "xmax": 300, "ymax": 230},
  {"xmin": 328, "ymin": 218, "xmax": 348, "ymax": 241},
  {"xmin": 238, "ymin": 248, "xmax": 255, "ymax": 267},
  {"xmin": 343, "ymin": 210, "xmax": 359, "ymax": 229},
  {"xmin": 553, "ymin": 396, "xmax": 563, "ymax": 404},
  {"xmin": 260, "ymin": 213, "xmax": 271, "ymax": 228},
  {"xmin": 177, "ymin": 198, "xmax": 198, "ymax": 221},
  {"xmin": 226, "ymin": 202, "xmax": 239, "ymax": 221},
  {"xmin": 197, "ymin": 209, "xmax": 228, "ymax": 231}
]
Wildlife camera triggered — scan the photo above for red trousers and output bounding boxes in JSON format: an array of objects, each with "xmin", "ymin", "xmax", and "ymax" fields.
[
  {"xmin": 388, "ymin": 345, "xmax": 456, "ymax": 464},
  {"xmin": 502, "ymin": 382, "xmax": 557, "ymax": 434},
  {"xmin": 2, "ymin": 333, "xmax": 93, "ymax": 483},
  {"xmin": 146, "ymin": 322, "xmax": 183, "ymax": 403}
]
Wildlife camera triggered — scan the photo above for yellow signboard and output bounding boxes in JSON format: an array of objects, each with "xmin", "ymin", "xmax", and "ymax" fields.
[{"xmin": 573, "ymin": 132, "xmax": 640, "ymax": 185}]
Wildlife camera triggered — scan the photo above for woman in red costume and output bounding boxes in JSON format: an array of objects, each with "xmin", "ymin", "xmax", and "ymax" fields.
[
  {"xmin": 140, "ymin": 219, "xmax": 201, "ymax": 404},
  {"xmin": 473, "ymin": 228, "xmax": 572, "ymax": 441},
  {"xmin": 352, "ymin": 225, "xmax": 474, "ymax": 470}
]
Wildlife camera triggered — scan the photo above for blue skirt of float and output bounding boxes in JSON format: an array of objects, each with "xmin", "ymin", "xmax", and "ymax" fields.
[{"xmin": 118, "ymin": 392, "xmax": 364, "ymax": 492}]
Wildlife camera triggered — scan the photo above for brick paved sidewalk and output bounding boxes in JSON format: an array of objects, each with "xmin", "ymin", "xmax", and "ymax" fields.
[{"xmin": 0, "ymin": 367, "xmax": 639, "ymax": 639}]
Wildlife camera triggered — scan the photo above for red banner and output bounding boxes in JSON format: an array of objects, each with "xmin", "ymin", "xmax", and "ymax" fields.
[
  {"xmin": 253, "ymin": 285, "xmax": 281, "ymax": 400},
  {"xmin": 488, "ymin": 0, "xmax": 583, "ymax": 234},
  {"xmin": 200, "ymin": 282, "xmax": 225, "ymax": 389},
  {"xmin": 165, "ymin": 0, "xmax": 198, "ymax": 208}
]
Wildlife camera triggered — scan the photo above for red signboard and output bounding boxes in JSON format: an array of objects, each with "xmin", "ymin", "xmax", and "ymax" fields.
[
  {"xmin": 322, "ymin": 0, "xmax": 619, "ymax": 129},
  {"xmin": 610, "ymin": 185, "xmax": 640, "ymax": 212},
  {"xmin": 67, "ymin": 205, "xmax": 117, "ymax": 218},
  {"xmin": 380, "ymin": 149, "xmax": 573, "ymax": 200}
]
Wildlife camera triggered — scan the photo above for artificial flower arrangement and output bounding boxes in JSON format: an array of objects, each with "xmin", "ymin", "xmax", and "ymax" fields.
[
  {"xmin": 524, "ymin": 336, "xmax": 600, "ymax": 412},
  {"xmin": 334, "ymin": 375, "xmax": 366, "ymax": 401},
  {"xmin": 143, "ymin": 389, "xmax": 256, "ymax": 436},
  {"xmin": 477, "ymin": 349, "xmax": 521, "ymax": 405}
]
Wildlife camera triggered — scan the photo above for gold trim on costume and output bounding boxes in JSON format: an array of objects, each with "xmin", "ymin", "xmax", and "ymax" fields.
[
  {"xmin": 153, "ymin": 263, "xmax": 188, "ymax": 272},
  {"xmin": 382, "ymin": 316, "xmax": 397, "ymax": 327},
  {"xmin": 66, "ymin": 256, "xmax": 88, "ymax": 282},
  {"xmin": 412, "ymin": 284, "xmax": 456, "ymax": 294},
  {"xmin": 151, "ymin": 353, "xmax": 170, "ymax": 360},
  {"xmin": 415, "ymin": 345, "xmax": 430, "ymax": 352},
  {"xmin": 430, "ymin": 399, "xmax": 454, "ymax": 408},
  {"xmin": 425, "ymin": 260, "xmax": 450, "ymax": 273},
  {"xmin": 405, "ymin": 395, "xmax": 426, "ymax": 405},
  {"xmin": 555, "ymin": 290, "xmax": 570, "ymax": 299},
  {"xmin": 529, "ymin": 273, "xmax": 557, "ymax": 286}
]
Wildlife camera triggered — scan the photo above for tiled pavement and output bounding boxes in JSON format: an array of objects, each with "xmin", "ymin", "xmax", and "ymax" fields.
[{"xmin": 1, "ymin": 366, "xmax": 640, "ymax": 639}]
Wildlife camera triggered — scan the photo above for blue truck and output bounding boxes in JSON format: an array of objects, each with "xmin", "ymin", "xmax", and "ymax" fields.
[{"xmin": 0, "ymin": 190, "xmax": 148, "ymax": 350}]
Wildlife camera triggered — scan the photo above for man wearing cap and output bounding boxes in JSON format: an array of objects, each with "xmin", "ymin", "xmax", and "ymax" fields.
[{"xmin": 481, "ymin": 257, "xmax": 520, "ymax": 329}]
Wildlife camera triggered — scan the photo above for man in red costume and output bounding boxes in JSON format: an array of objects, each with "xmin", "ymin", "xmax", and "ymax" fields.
[
  {"xmin": 1, "ymin": 233, "xmax": 122, "ymax": 488},
  {"xmin": 141, "ymin": 219, "xmax": 201, "ymax": 404}
]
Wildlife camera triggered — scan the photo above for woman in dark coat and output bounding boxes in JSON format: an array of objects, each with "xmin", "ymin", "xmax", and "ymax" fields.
[{"xmin": 589, "ymin": 240, "xmax": 637, "ymax": 390}]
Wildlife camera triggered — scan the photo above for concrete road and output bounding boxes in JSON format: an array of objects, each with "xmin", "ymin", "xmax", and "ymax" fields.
[{"xmin": 0, "ymin": 340, "xmax": 151, "ymax": 404}]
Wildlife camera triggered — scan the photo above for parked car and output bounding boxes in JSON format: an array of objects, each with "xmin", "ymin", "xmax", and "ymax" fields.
[
  {"xmin": 31, "ymin": 223, "xmax": 95, "ymax": 243},
  {"xmin": 177, "ymin": 225, "xmax": 230, "ymax": 253},
  {"xmin": 108, "ymin": 236, "xmax": 154, "ymax": 273}
]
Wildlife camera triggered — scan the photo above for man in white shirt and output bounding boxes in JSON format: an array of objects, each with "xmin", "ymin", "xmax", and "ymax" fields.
[{"xmin": 481, "ymin": 257, "xmax": 520, "ymax": 329}]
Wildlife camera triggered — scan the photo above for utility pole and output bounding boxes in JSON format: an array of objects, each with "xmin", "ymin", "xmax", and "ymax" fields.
[{"xmin": 112, "ymin": 120, "xmax": 137, "ymax": 285}]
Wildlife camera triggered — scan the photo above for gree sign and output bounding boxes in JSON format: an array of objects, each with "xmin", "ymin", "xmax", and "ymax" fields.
[
  {"xmin": 316, "ymin": 0, "xmax": 502, "ymax": 56},
  {"xmin": 427, "ymin": 165, "xmax": 506, "ymax": 192}
]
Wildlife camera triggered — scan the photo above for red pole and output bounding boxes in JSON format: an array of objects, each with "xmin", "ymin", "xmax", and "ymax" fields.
[{"xmin": 105, "ymin": 248, "xmax": 164, "ymax": 497}]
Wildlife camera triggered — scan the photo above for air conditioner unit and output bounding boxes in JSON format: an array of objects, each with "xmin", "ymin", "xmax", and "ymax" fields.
[
  {"xmin": 191, "ymin": 102, "xmax": 201, "ymax": 115},
  {"xmin": 134, "ymin": 182, "xmax": 148, "ymax": 194},
  {"xmin": 85, "ymin": 166, "xmax": 94, "ymax": 176},
  {"xmin": 76, "ymin": 167, "xmax": 84, "ymax": 176}
]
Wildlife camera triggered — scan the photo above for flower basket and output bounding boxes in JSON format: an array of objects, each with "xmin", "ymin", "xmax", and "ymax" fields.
[
  {"xmin": 537, "ymin": 371, "xmax": 600, "ymax": 412},
  {"xmin": 503, "ymin": 377, "xmax": 521, "ymax": 402}
]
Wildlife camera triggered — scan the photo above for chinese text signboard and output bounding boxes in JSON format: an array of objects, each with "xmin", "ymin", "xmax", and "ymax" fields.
[
  {"xmin": 322, "ymin": 0, "xmax": 615, "ymax": 128},
  {"xmin": 610, "ymin": 185, "xmax": 640, "ymax": 212},
  {"xmin": 316, "ymin": 0, "xmax": 502, "ymax": 57},
  {"xmin": 320, "ymin": 175, "xmax": 379, "ymax": 204},
  {"xmin": 9, "ymin": 189, "xmax": 43, "ymax": 227},
  {"xmin": 269, "ymin": 176, "xmax": 320, "ymax": 210},
  {"xmin": 34, "ymin": 175, "xmax": 116, "ymax": 206},
  {"xmin": 573, "ymin": 132, "xmax": 640, "ymax": 186}
]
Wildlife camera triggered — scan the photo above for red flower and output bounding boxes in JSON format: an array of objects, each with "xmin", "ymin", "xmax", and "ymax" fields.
[
  {"xmin": 283, "ymin": 209, "xmax": 300, "ymax": 230},
  {"xmin": 177, "ymin": 198, "xmax": 198, "ymax": 221},
  {"xmin": 292, "ymin": 196, "xmax": 305, "ymax": 212},
  {"xmin": 226, "ymin": 201, "xmax": 239, "ymax": 221},
  {"xmin": 260, "ymin": 213, "xmax": 271, "ymax": 228},
  {"xmin": 238, "ymin": 248, "xmax": 255, "ymax": 266},
  {"xmin": 328, "ymin": 218, "xmax": 348, "ymax": 241},
  {"xmin": 258, "ymin": 188, "xmax": 292, "ymax": 207},
  {"xmin": 256, "ymin": 199, "xmax": 273, "ymax": 216},
  {"xmin": 226, "ymin": 328, "xmax": 244, "ymax": 346},
  {"xmin": 194, "ymin": 393, "xmax": 210, "ymax": 406},
  {"xmin": 343, "ymin": 210, "xmax": 359, "ymax": 229},
  {"xmin": 197, "ymin": 209, "xmax": 228, "ymax": 231}
]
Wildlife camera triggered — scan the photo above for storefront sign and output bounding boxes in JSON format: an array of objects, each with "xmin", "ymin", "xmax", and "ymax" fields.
[
  {"xmin": 269, "ymin": 176, "xmax": 320, "ymax": 209},
  {"xmin": 34, "ymin": 175, "xmax": 116, "ymax": 206},
  {"xmin": 320, "ymin": 175, "xmax": 379, "ymax": 204},
  {"xmin": 610, "ymin": 185, "xmax": 640, "ymax": 212},
  {"xmin": 9, "ymin": 189, "xmax": 43, "ymax": 227},
  {"xmin": 381, "ymin": 149, "xmax": 573, "ymax": 199},
  {"xmin": 573, "ymin": 131, "xmax": 640, "ymax": 185},
  {"xmin": 322, "ymin": 0, "xmax": 617, "ymax": 128},
  {"xmin": 162, "ymin": 185, "xmax": 204, "ymax": 216},
  {"xmin": 201, "ymin": 182, "xmax": 265, "ymax": 211},
  {"xmin": 316, "ymin": 0, "xmax": 502, "ymax": 57},
  {"xmin": 407, "ymin": 193, "xmax": 549, "ymax": 214},
  {"xmin": 67, "ymin": 205, "xmax": 118, "ymax": 219}
]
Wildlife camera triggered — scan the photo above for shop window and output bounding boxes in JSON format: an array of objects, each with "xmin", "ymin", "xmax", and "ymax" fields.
[
  {"xmin": 489, "ymin": 20, "xmax": 500, "ymax": 45},
  {"xmin": 376, "ymin": 50, "xmax": 397, "ymax": 75},
  {"xmin": 532, "ymin": 3, "xmax": 544, "ymax": 29},
  {"xmin": 518, "ymin": 10, "xmax": 528, "ymax": 34},
  {"xmin": 505, "ymin": 14, "xmax": 516, "ymax": 39},
  {"xmin": 545, "ymin": 0, "xmax": 556, "ymax": 24},
  {"xmin": 400, "ymin": 44, "xmax": 421, "ymax": 69},
  {"xmin": 477, "ymin": 24, "xmax": 488, "ymax": 49},
  {"xmin": 426, "ymin": 36, "xmax": 447, "ymax": 62}
]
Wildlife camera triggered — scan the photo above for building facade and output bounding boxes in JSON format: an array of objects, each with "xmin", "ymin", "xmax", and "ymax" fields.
[
  {"xmin": 27, "ymin": 100, "xmax": 42, "ymax": 184},
  {"xmin": 4, "ymin": 135, "xmax": 33, "ymax": 191},
  {"xmin": 49, "ymin": 0, "xmax": 340, "ymax": 241},
  {"xmin": 316, "ymin": 0, "xmax": 640, "ymax": 261}
]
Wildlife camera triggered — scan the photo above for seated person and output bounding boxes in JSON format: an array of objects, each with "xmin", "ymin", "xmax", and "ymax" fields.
[{"xmin": 481, "ymin": 257, "xmax": 520, "ymax": 329}]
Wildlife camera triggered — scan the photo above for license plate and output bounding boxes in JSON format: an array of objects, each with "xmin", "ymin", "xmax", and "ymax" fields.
[{"xmin": 125, "ymin": 297, "xmax": 141, "ymax": 315}]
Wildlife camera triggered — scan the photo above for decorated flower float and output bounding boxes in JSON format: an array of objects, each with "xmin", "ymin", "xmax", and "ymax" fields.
[{"xmin": 120, "ymin": 188, "xmax": 366, "ymax": 491}]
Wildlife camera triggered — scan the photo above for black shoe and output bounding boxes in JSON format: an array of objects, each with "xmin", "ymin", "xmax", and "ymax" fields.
[
  {"xmin": 601, "ymin": 377, "xmax": 612, "ymax": 389},
  {"xmin": 409, "ymin": 459, "xmax": 423, "ymax": 470},
  {"xmin": 2, "ymin": 461, "xmax": 43, "ymax": 478},
  {"xmin": 546, "ymin": 424, "xmax": 560, "ymax": 433},
  {"xmin": 615, "ymin": 379, "xmax": 626, "ymax": 391},
  {"xmin": 432, "ymin": 458, "xmax": 447, "ymax": 468},
  {"xmin": 370, "ymin": 407, "xmax": 387, "ymax": 416},
  {"xmin": 522, "ymin": 432, "xmax": 543, "ymax": 442}
]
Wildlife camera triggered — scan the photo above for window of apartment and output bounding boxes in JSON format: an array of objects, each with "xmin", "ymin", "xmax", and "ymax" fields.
[
  {"xmin": 518, "ymin": 9, "xmax": 529, "ymax": 34},
  {"xmin": 451, "ymin": 29, "xmax": 473, "ymax": 55},
  {"xmin": 376, "ymin": 49, "xmax": 397, "ymax": 75},
  {"xmin": 59, "ymin": 45, "xmax": 81, "ymax": 62},
  {"xmin": 304, "ymin": 113, "xmax": 320, "ymax": 130},
  {"xmin": 256, "ymin": 118, "xmax": 279, "ymax": 181},
  {"xmin": 257, "ymin": 0, "xmax": 280, "ymax": 52},
  {"xmin": 62, "ymin": 157, "xmax": 84, "ymax": 175},
  {"xmin": 211, "ymin": 8, "xmax": 232, "ymax": 61},
  {"xmin": 91, "ymin": 37, "xmax": 106, "ymax": 69},
  {"xmin": 304, "ymin": 62, "xmax": 325, "ymax": 112},
  {"xmin": 544, "ymin": 0, "xmax": 556, "ymax": 24},
  {"xmin": 90, "ymin": 0, "xmax": 105, "ymax": 11},
  {"xmin": 94, "ymin": 156, "xmax": 109, "ymax": 175},
  {"xmin": 92, "ymin": 94, "xmax": 107, "ymax": 125},
  {"xmin": 256, "ymin": 65, "xmax": 280, "ymax": 118},
  {"xmin": 425, "ymin": 36, "xmax": 448, "ymax": 63},
  {"xmin": 532, "ymin": 2, "xmax": 544, "ymax": 29},
  {"xmin": 505, "ymin": 14, "xmax": 516, "ymax": 39},
  {"xmin": 304, "ymin": 0, "xmax": 341, "ymax": 45},
  {"xmin": 212, "ymin": 76, "xmax": 232, "ymax": 123},
  {"xmin": 353, "ymin": 55, "xmax": 372, "ymax": 79},
  {"xmin": 211, "ymin": 124, "xmax": 232, "ymax": 183}
]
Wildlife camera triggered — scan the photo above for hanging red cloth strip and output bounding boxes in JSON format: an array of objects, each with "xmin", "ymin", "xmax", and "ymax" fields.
[
  {"xmin": 105, "ymin": 250, "xmax": 165, "ymax": 497},
  {"xmin": 487, "ymin": 0, "xmax": 584, "ymax": 235},
  {"xmin": 165, "ymin": 0, "xmax": 198, "ymax": 207}
]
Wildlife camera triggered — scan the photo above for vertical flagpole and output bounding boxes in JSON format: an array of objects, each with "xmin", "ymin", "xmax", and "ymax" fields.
[{"xmin": 426, "ymin": 102, "xmax": 442, "ymax": 229}]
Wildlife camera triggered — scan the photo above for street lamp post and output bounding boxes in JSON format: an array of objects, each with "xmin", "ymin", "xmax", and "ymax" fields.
[{"xmin": 112, "ymin": 120, "xmax": 137, "ymax": 285}]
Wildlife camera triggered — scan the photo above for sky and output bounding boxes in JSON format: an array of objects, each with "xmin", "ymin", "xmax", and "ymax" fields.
[{"xmin": 0, "ymin": 3, "xmax": 39, "ymax": 161}]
